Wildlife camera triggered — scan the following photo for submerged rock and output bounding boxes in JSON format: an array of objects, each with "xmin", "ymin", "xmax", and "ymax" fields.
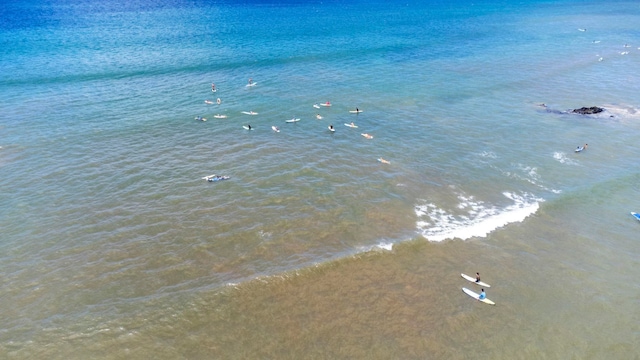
[{"xmin": 571, "ymin": 106, "xmax": 604, "ymax": 115}]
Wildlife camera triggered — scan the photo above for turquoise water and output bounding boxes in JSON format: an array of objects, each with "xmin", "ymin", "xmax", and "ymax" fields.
[{"xmin": 1, "ymin": 0, "xmax": 639, "ymax": 358}]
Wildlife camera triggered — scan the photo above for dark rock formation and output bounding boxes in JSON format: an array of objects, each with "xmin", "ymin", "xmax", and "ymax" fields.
[{"xmin": 571, "ymin": 106, "xmax": 604, "ymax": 115}]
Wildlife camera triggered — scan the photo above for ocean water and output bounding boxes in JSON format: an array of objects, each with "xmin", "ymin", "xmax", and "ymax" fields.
[{"xmin": 1, "ymin": 0, "xmax": 639, "ymax": 358}]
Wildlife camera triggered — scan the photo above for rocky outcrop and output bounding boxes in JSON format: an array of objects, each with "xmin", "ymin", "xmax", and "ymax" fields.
[{"xmin": 571, "ymin": 106, "xmax": 604, "ymax": 115}]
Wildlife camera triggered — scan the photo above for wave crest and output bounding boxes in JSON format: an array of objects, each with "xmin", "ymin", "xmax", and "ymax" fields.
[{"xmin": 416, "ymin": 192, "xmax": 542, "ymax": 242}]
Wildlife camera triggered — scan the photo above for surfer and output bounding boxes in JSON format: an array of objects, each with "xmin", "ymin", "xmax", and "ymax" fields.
[
  {"xmin": 329, "ymin": 124, "xmax": 334, "ymax": 131},
  {"xmin": 475, "ymin": 273, "xmax": 481, "ymax": 283},
  {"xmin": 208, "ymin": 175, "xmax": 229, "ymax": 182},
  {"xmin": 211, "ymin": 83, "xmax": 216, "ymax": 91},
  {"xmin": 217, "ymin": 98, "xmax": 221, "ymax": 105},
  {"xmin": 248, "ymin": 124, "xmax": 252, "ymax": 130},
  {"xmin": 248, "ymin": 78, "xmax": 253, "ymax": 85},
  {"xmin": 479, "ymin": 289, "xmax": 486, "ymax": 300},
  {"xmin": 350, "ymin": 122, "xmax": 355, "ymax": 127}
]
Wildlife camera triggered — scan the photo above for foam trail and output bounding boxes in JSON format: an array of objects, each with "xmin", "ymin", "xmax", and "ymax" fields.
[{"xmin": 553, "ymin": 152, "xmax": 579, "ymax": 165}]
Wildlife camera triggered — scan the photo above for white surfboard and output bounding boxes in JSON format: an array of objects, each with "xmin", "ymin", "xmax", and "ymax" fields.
[
  {"xmin": 349, "ymin": 110, "xmax": 363, "ymax": 113},
  {"xmin": 285, "ymin": 118, "xmax": 300, "ymax": 123},
  {"xmin": 213, "ymin": 114, "xmax": 227, "ymax": 119},
  {"xmin": 461, "ymin": 273, "xmax": 491, "ymax": 288},
  {"xmin": 242, "ymin": 125, "xmax": 253, "ymax": 130},
  {"xmin": 328, "ymin": 126, "xmax": 335, "ymax": 132},
  {"xmin": 377, "ymin": 158, "xmax": 390, "ymax": 164},
  {"xmin": 201, "ymin": 174, "xmax": 216, "ymax": 180},
  {"xmin": 271, "ymin": 126, "xmax": 280, "ymax": 133},
  {"xmin": 361, "ymin": 133, "xmax": 373, "ymax": 139},
  {"xmin": 246, "ymin": 82, "xmax": 257, "ymax": 87},
  {"xmin": 313, "ymin": 104, "xmax": 320, "ymax": 109},
  {"xmin": 462, "ymin": 287, "xmax": 495, "ymax": 305},
  {"xmin": 204, "ymin": 100, "xmax": 214, "ymax": 104},
  {"xmin": 344, "ymin": 123, "xmax": 358, "ymax": 128},
  {"xmin": 242, "ymin": 111, "xmax": 258, "ymax": 115},
  {"xmin": 316, "ymin": 114, "xmax": 323, "ymax": 120},
  {"xmin": 320, "ymin": 102, "xmax": 331, "ymax": 107}
]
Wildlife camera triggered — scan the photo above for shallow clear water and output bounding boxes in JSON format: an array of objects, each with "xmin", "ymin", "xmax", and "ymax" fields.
[{"xmin": 1, "ymin": 0, "xmax": 639, "ymax": 358}]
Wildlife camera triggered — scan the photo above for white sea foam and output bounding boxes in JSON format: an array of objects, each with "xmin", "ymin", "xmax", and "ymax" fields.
[
  {"xmin": 478, "ymin": 151, "xmax": 497, "ymax": 159},
  {"xmin": 511, "ymin": 164, "xmax": 539, "ymax": 184},
  {"xmin": 553, "ymin": 151, "xmax": 568, "ymax": 164},
  {"xmin": 258, "ymin": 230, "xmax": 272, "ymax": 240},
  {"xmin": 601, "ymin": 104, "xmax": 640, "ymax": 120},
  {"xmin": 416, "ymin": 192, "xmax": 542, "ymax": 242},
  {"xmin": 375, "ymin": 242, "xmax": 394, "ymax": 251},
  {"xmin": 553, "ymin": 151, "xmax": 580, "ymax": 166},
  {"xmin": 501, "ymin": 163, "xmax": 561, "ymax": 194},
  {"xmin": 356, "ymin": 241, "xmax": 395, "ymax": 253}
]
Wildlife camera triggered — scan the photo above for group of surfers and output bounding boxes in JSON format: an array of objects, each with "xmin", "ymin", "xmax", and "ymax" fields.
[
  {"xmin": 475, "ymin": 272, "xmax": 487, "ymax": 300},
  {"xmin": 205, "ymin": 80, "xmax": 388, "ymax": 163}
]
